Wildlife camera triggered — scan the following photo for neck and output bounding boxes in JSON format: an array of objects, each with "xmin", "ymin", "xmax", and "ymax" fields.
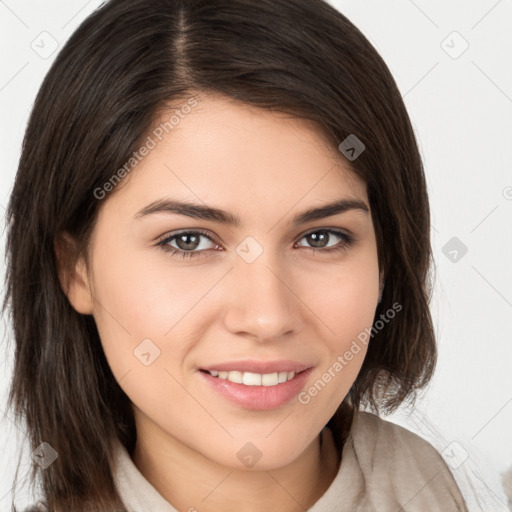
[{"xmin": 132, "ymin": 422, "xmax": 340, "ymax": 512}]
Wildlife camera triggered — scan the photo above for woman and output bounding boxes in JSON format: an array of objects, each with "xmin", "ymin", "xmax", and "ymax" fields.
[{"xmin": 3, "ymin": 0, "xmax": 468, "ymax": 510}]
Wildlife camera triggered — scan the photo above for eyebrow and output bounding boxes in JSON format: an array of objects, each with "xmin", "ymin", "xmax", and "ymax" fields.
[{"xmin": 134, "ymin": 197, "xmax": 369, "ymax": 226}]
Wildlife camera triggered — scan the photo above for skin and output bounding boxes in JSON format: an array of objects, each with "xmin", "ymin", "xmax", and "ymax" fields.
[{"xmin": 61, "ymin": 91, "xmax": 383, "ymax": 512}]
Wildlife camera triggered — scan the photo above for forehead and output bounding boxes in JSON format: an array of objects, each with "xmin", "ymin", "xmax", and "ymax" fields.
[{"xmin": 102, "ymin": 92, "xmax": 368, "ymax": 221}]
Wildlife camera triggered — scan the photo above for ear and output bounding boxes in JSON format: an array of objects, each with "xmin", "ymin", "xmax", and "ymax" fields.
[
  {"xmin": 378, "ymin": 269, "xmax": 385, "ymax": 304},
  {"xmin": 54, "ymin": 232, "xmax": 94, "ymax": 314}
]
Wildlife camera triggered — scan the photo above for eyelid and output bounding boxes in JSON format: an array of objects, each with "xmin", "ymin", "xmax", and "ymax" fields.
[
  {"xmin": 156, "ymin": 228, "xmax": 219, "ymax": 247},
  {"xmin": 299, "ymin": 225, "xmax": 353, "ymax": 239}
]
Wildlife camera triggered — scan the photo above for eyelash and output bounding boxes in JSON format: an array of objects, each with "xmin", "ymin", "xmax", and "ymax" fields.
[{"xmin": 156, "ymin": 228, "xmax": 355, "ymax": 260}]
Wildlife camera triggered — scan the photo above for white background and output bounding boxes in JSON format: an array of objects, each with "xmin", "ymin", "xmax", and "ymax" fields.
[{"xmin": 1, "ymin": 0, "xmax": 511, "ymax": 510}]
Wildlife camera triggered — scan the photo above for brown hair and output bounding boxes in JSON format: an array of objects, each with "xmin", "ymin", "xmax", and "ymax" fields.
[{"xmin": 3, "ymin": 0, "xmax": 436, "ymax": 510}]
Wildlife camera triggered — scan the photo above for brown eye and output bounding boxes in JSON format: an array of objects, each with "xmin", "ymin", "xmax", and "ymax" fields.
[
  {"xmin": 157, "ymin": 230, "xmax": 219, "ymax": 259},
  {"xmin": 296, "ymin": 229, "xmax": 354, "ymax": 253}
]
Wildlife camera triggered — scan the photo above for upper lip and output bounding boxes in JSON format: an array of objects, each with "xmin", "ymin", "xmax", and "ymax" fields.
[{"xmin": 200, "ymin": 359, "xmax": 313, "ymax": 374}]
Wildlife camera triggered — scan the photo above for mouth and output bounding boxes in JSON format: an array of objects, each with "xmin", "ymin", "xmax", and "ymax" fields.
[{"xmin": 197, "ymin": 361, "xmax": 313, "ymax": 410}]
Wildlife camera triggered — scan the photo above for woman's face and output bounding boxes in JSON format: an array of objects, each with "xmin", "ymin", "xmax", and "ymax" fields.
[{"xmin": 69, "ymin": 92, "xmax": 381, "ymax": 470}]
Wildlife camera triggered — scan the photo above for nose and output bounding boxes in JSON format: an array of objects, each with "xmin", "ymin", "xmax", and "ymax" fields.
[{"xmin": 222, "ymin": 243, "xmax": 304, "ymax": 343}]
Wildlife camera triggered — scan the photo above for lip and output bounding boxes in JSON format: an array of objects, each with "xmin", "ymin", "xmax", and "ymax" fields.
[
  {"xmin": 200, "ymin": 359, "xmax": 312, "ymax": 374},
  {"xmin": 198, "ymin": 364, "xmax": 313, "ymax": 411}
]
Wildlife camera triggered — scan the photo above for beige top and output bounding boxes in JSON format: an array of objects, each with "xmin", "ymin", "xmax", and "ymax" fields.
[{"xmin": 112, "ymin": 410, "xmax": 468, "ymax": 511}]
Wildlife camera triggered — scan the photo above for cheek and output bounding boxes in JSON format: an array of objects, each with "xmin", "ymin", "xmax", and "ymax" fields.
[
  {"xmin": 300, "ymin": 254, "xmax": 379, "ymax": 348},
  {"xmin": 87, "ymin": 239, "xmax": 179, "ymax": 376},
  {"xmin": 88, "ymin": 238, "xmax": 226, "ymax": 389},
  {"xmin": 295, "ymin": 254, "xmax": 378, "ymax": 404}
]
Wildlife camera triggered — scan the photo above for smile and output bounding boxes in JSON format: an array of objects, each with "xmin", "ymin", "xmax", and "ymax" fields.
[
  {"xmin": 198, "ymin": 364, "xmax": 313, "ymax": 410},
  {"xmin": 204, "ymin": 369, "xmax": 297, "ymax": 386}
]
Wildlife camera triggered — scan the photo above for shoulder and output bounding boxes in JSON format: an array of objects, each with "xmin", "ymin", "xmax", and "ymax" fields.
[
  {"xmin": 352, "ymin": 409, "xmax": 443, "ymax": 455},
  {"xmin": 351, "ymin": 410, "xmax": 451, "ymax": 468},
  {"xmin": 348, "ymin": 410, "xmax": 468, "ymax": 510}
]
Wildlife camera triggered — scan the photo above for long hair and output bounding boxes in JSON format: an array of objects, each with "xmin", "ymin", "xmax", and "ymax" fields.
[{"xmin": 3, "ymin": 0, "xmax": 436, "ymax": 510}]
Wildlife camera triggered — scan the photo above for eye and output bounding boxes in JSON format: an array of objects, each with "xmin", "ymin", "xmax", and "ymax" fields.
[
  {"xmin": 295, "ymin": 228, "xmax": 354, "ymax": 254},
  {"xmin": 156, "ymin": 229, "xmax": 219, "ymax": 259}
]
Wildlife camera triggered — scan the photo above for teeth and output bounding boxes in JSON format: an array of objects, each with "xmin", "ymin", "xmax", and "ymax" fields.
[
  {"xmin": 210, "ymin": 370, "xmax": 296, "ymax": 386},
  {"xmin": 227, "ymin": 370, "xmax": 243, "ymax": 384},
  {"xmin": 261, "ymin": 373, "xmax": 278, "ymax": 386}
]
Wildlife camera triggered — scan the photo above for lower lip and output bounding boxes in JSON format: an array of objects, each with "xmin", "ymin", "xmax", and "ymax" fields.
[{"xmin": 198, "ymin": 369, "xmax": 313, "ymax": 410}]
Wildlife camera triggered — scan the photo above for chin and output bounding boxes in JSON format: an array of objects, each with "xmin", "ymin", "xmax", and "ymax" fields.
[{"xmin": 197, "ymin": 434, "xmax": 314, "ymax": 472}]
